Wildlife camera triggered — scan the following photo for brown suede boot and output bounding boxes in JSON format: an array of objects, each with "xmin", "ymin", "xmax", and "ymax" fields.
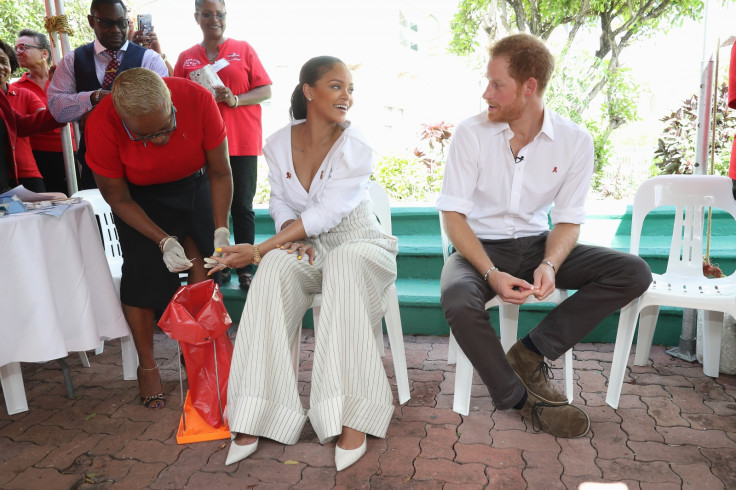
[
  {"xmin": 519, "ymin": 392, "xmax": 590, "ymax": 438},
  {"xmin": 507, "ymin": 339, "xmax": 568, "ymax": 405}
]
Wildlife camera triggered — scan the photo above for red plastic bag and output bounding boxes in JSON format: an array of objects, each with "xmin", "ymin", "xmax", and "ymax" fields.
[{"xmin": 158, "ymin": 279, "xmax": 233, "ymax": 428}]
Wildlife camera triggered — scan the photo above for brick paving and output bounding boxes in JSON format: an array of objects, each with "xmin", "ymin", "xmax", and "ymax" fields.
[{"xmin": 1, "ymin": 330, "xmax": 735, "ymax": 489}]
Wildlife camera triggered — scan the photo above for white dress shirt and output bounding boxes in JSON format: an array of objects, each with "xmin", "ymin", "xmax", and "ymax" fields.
[
  {"xmin": 47, "ymin": 40, "xmax": 169, "ymax": 123},
  {"xmin": 264, "ymin": 120, "xmax": 373, "ymax": 237},
  {"xmin": 436, "ymin": 108, "xmax": 594, "ymax": 240}
]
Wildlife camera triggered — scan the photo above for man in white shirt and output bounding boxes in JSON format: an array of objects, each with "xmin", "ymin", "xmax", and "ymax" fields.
[
  {"xmin": 437, "ymin": 34, "xmax": 652, "ymax": 438},
  {"xmin": 47, "ymin": 0, "xmax": 168, "ymax": 189}
]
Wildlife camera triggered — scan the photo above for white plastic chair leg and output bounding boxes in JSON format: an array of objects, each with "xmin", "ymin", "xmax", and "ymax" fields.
[
  {"xmin": 452, "ymin": 345, "xmax": 474, "ymax": 416},
  {"xmin": 702, "ymin": 309, "xmax": 724, "ymax": 378},
  {"xmin": 606, "ymin": 299, "xmax": 640, "ymax": 409},
  {"xmin": 94, "ymin": 341, "xmax": 105, "ymax": 356},
  {"xmin": 79, "ymin": 351, "xmax": 91, "ymax": 368},
  {"xmin": 563, "ymin": 348, "xmax": 574, "ymax": 403},
  {"xmin": 121, "ymin": 335, "xmax": 139, "ymax": 381},
  {"xmin": 499, "ymin": 305, "xmax": 521, "ymax": 352},
  {"xmin": 1, "ymin": 362, "xmax": 29, "ymax": 415},
  {"xmin": 385, "ymin": 286, "xmax": 410, "ymax": 404},
  {"xmin": 311, "ymin": 305, "xmax": 321, "ymax": 330},
  {"xmin": 634, "ymin": 305, "xmax": 660, "ymax": 366},
  {"xmin": 447, "ymin": 332, "xmax": 458, "ymax": 365}
]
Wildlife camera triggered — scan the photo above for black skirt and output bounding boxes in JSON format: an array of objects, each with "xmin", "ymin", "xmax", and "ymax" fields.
[{"xmin": 115, "ymin": 170, "xmax": 215, "ymax": 310}]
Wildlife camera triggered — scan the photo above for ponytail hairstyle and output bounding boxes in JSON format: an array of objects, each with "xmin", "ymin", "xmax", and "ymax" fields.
[{"xmin": 289, "ymin": 55, "xmax": 344, "ymax": 120}]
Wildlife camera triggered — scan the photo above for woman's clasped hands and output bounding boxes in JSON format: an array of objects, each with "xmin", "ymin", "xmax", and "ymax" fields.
[{"xmin": 204, "ymin": 241, "xmax": 316, "ymax": 276}]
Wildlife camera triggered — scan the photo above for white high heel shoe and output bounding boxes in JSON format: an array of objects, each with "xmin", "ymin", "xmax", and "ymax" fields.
[
  {"xmin": 334, "ymin": 435, "xmax": 367, "ymax": 471},
  {"xmin": 225, "ymin": 437, "xmax": 259, "ymax": 466}
]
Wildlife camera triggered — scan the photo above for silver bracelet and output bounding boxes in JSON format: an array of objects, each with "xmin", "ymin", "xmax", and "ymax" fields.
[
  {"xmin": 483, "ymin": 266, "xmax": 498, "ymax": 282},
  {"xmin": 231, "ymin": 94, "xmax": 239, "ymax": 108},
  {"xmin": 541, "ymin": 260, "xmax": 556, "ymax": 273}
]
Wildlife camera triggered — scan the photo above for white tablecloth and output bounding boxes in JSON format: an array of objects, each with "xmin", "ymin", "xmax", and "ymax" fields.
[{"xmin": 0, "ymin": 202, "xmax": 130, "ymax": 366}]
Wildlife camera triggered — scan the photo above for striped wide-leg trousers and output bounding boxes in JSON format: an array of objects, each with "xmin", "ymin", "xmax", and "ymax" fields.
[{"xmin": 226, "ymin": 201, "xmax": 399, "ymax": 444}]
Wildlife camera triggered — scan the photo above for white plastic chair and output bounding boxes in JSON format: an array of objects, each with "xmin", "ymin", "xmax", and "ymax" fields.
[
  {"xmin": 72, "ymin": 189, "xmax": 138, "ymax": 380},
  {"xmin": 606, "ymin": 175, "xmax": 736, "ymax": 409},
  {"xmin": 293, "ymin": 181, "xmax": 410, "ymax": 404},
  {"xmin": 440, "ymin": 215, "xmax": 574, "ymax": 416}
]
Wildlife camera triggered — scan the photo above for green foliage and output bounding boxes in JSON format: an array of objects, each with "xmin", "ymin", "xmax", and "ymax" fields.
[
  {"xmin": 653, "ymin": 83, "xmax": 736, "ymax": 176},
  {"xmin": 449, "ymin": 0, "xmax": 705, "ymax": 59},
  {"xmin": 602, "ymin": 67, "xmax": 641, "ymax": 132},
  {"xmin": 449, "ymin": 0, "xmax": 493, "ymax": 57},
  {"xmin": 372, "ymin": 153, "xmax": 444, "ymax": 203},
  {"xmin": 546, "ymin": 48, "xmax": 641, "ymax": 196},
  {"xmin": 372, "ymin": 121, "xmax": 455, "ymax": 202},
  {"xmin": 0, "ymin": 0, "xmax": 94, "ymax": 57},
  {"xmin": 254, "ymin": 176, "xmax": 271, "ymax": 205}
]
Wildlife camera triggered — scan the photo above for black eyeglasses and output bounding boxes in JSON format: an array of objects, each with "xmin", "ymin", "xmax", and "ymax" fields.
[
  {"xmin": 196, "ymin": 12, "xmax": 227, "ymax": 21},
  {"xmin": 122, "ymin": 107, "xmax": 177, "ymax": 145},
  {"xmin": 92, "ymin": 15, "xmax": 131, "ymax": 30},
  {"xmin": 14, "ymin": 43, "xmax": 44, "ymax": 54}
]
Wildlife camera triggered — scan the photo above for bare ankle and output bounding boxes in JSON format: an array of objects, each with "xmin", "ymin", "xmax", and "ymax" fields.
[
  {"xmin": 233, "ymin": 433, "xmax": 258, "ymax": 446},
  {"xmin": 337, "ymin": 426, "xmax": 365, "ymax": 450}
]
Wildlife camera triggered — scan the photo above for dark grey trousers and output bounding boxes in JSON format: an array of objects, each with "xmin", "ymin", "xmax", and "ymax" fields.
[{"xmin": 440, "ymin": 233, "xmax": 652, "ymax": 410}]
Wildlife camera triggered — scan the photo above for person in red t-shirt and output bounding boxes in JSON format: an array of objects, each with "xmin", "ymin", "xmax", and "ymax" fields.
[
  {"xmin": 0, "ymin": 39, "xmax": 46, "ymax": 192},
  {"xmin": 12, "ymin": 29, "xmax": 77, "ymax": 194},
  {"xmin": 174, "ymin": 0, "xmax": 272, "ymax": 289},
  {"xmin": 85, "ymin": 67, "xmax": 233, "ymax": 409}
]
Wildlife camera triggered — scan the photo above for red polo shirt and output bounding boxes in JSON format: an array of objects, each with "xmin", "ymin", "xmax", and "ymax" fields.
[
  {"xmin": 85, "ymin": 77, "xmax": 226, "ymax": 186},
  {"xmin": 174, "ymin": 38, "xmax": 271, "ymax": 156}
]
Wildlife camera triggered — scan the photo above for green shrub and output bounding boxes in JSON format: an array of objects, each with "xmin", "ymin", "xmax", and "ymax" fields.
[
  {"xmin": 653, "ymin": 82, "xmax": 736, "ymax": 176},
  {"xmin": 372, "ymin": 153, "xmax": 444, "ymax": 202}
]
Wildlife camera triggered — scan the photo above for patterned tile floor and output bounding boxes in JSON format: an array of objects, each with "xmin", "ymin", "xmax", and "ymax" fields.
[{"xmin": 1, "ymin": 329, "xmax": 735, "ymax": 489}]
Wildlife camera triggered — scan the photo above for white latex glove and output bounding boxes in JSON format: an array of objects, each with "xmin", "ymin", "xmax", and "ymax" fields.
[
  {"xmin": 204, "ymin": 257, "xmax": 224, "ymax": 270},
  {"xmin": 161, "ymin": 236, "xmax": 193, "ymax": 273},
  {"xmin": 213, "ymin": 227, "xmax": 231, "ymax": 257}
]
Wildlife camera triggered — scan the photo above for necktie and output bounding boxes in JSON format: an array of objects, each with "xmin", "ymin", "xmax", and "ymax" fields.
[{"xmin": 102, "ymin": 50, "xmax": 120, "ymax": 90}]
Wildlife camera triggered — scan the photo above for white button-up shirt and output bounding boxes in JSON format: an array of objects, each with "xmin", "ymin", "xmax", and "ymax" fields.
[
  {"xmin": 265, "ymin": 120, "xmax": 372, "ymax": 237},
  {"xmin": 436, "ymin": 108, "xmax": 594, "ymax": 240}
]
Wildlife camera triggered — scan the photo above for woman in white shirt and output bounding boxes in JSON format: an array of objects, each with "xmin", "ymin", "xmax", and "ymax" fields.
[{"xmin": 208, "ymin": 56, "xmax": 399, "ymax": 471}]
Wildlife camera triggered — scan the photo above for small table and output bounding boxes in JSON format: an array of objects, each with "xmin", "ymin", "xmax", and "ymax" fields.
[{"xmin": 0, "ymin": 202, "xmax": 133, "ymax": 415}]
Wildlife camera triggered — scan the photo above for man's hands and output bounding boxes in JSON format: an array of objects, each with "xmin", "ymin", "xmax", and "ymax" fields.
[
  {"xmin": 161, "ymin": 236, "xmax": 193, "ymax": 272},
  {"xmin": 531, "ymin": 262, "xmax": 556, "ymax": 301},
  {"xmin": 488, "ymin": 270, "xmax": 535, "ymax": 304},
  {"xmin": 487, "ymin": 263, "xmax": 556, "ymax": 304}
]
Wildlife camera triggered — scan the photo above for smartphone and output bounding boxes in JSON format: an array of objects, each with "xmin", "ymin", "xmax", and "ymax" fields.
[{"xmin": 137, "ymin": 14, "xmax": 153, "ymax": 35}]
